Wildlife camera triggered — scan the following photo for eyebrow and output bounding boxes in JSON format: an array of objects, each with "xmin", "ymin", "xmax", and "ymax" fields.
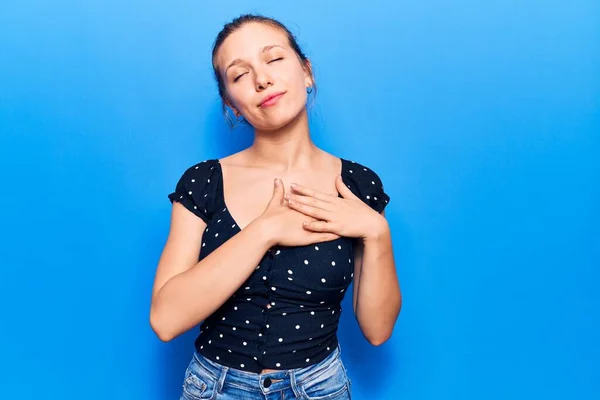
[{"xmin": 224, "ymin": 45, "xmax": 284, "ymax": 73}]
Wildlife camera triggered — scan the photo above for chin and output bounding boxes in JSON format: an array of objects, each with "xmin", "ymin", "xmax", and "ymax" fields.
[{"xmin": 255, "ymin": 107, "xmax": 306, "ymax": 131}]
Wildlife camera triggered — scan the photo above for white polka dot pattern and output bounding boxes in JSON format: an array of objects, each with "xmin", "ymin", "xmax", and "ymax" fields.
[{"xmin": 167, "ymin": 158, "xmax": 390, "ymax": 373}]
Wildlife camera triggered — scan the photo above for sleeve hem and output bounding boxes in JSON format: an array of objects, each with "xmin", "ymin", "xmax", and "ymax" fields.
[
  {"xmin": 168, "ymin": 192, "xmax": 210, "ymax": 223},
  {"xmin": 373, "ymin": 192, "xmax": 390, "ymax": 213}
]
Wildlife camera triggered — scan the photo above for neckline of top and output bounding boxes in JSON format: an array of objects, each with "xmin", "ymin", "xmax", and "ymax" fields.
[{"xmin": 212, "ymin": 157, "xmax": 348, "ymax": 232}]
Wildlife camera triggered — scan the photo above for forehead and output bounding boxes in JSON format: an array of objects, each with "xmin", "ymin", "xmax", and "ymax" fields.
[{"xmin": 216, "ymin": 22, "xmax": 289, "ymax": 68}]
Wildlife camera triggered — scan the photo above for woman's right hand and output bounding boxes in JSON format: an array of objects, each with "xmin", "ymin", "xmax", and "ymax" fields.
[{"xmin": 256, "ymin": 178, "xmax": 341, "ymax": 247}]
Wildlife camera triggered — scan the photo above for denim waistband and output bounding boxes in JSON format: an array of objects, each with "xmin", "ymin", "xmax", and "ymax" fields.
[{"xmin": 192, "ymin": 344, "xmax": 343, "ymax": 395}]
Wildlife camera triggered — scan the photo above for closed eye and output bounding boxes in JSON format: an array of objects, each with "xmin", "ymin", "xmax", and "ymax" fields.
[
  {"xmin": 233, "ymin": 57, "xmax": 282, "ymax": 81},
  {"xmin": 233, "ymin": 72, "xmax": 247, "ymax": 82}
]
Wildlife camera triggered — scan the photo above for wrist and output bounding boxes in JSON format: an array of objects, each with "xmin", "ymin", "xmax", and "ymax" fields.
[
  {"xmin": 247, "ymin": 216, "xmax": 277, "ymax": 248},
  {"xmin": 361, "ymin": 214, "xmax": 390, "ymax": 243}
]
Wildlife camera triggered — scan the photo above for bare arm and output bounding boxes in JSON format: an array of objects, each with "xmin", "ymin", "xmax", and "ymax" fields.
[
  {"xmin": 284, "ymin": 177, "xmax": 401, "ymax": 345},
  {"xmin": 149, "ymin": 202, "xmax": 272, "ymax": 342},
  {"xmin": 352, "ymin": 239, "xmax": 364, "ymax": 314},
  {"xmin": 150, "ymin": 178, "xmax": 338, "ymax": 342},
  {"xmin": 352, "ymin": 210, "xmax": 402, "ymax": 345}
]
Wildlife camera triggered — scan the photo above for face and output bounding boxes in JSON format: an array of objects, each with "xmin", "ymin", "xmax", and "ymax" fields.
[{"xmin": 215, "ymin": 22, "xmax": 313, "ymax": 130}]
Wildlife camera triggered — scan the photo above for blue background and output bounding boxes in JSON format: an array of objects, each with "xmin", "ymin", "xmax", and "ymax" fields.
[{"xmin": 1, "ymin": 1, "xmax": 598, "ymax": 399}]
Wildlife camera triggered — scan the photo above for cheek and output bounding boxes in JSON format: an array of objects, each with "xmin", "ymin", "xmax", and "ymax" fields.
[
  {"xmin": 227, "ymin": 86, "xmax": 253, "ymax": 111},
  {"xmin": 281, "ymin": 67, "xmax": 308, "ymax": 91},
  {"xmin": 287, "ymin": 83, "xmax": 309, "ymax": 109},
  {"xmin": 275, "ymin": 72, "xmax": 307, "ymax": 103}
]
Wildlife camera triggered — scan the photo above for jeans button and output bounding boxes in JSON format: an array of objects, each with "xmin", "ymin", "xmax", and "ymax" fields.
[{"xmin": 263, "ymin": 377, "xmax": 272, "ymax": 388}]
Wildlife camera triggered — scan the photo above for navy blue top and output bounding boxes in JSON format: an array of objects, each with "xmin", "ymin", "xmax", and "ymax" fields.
[{"xmin": 168, "ymin": 158, "xmax": 390, "ymax": 373}]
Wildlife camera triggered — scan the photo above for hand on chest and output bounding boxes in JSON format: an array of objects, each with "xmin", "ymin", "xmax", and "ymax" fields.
[{"xmin": 224, "ymin": 170, "xmax": 339, "ymax": 231}]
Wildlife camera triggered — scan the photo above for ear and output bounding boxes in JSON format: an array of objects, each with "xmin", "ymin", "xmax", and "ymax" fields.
[
  {"xmin": 303, "ymin": 58, "xmax": 314, "ymax": 88},
  {"xmin": 224, "ymin": 97, "xmax": 241, "ymax": 117}
]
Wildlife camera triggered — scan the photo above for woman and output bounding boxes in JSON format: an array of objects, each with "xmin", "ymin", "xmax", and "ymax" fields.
[{"xmin": 150, "ymin": 14, "xmax": 402, "ymax": 400}]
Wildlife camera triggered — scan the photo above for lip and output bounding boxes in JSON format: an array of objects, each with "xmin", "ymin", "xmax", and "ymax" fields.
[{"xmin": 258, "ymin": 91, "xmax": 286, "ymax": 107}]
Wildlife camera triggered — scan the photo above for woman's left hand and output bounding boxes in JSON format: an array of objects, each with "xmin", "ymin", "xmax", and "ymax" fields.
[{"xmin": 285, "ymin": 175, "xmax": 386, "ymax": 240}]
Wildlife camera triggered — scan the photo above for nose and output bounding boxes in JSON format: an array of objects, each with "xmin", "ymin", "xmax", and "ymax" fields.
[{"xmin": 254, "ymin": 68, "xmax": 273, "ymax": 91}]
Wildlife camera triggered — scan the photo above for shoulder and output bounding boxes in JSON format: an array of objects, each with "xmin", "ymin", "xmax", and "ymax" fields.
[
  {"xmin": 340, "ymin": 158, "xmax": 390, "ymax": 213},
  {"xmin": 341, "ymin": 158, "xmax": 386, "ymax": 186},
  {"xmin": 177, "ymin": 159, "xmax": 221, "ymax": 180},
  {"xmin": 167, "ymin": 159, "xmax": 221, "ymax": 222}
]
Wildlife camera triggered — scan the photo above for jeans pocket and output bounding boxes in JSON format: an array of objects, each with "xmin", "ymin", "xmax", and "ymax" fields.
[
  {"xmin": 180, "ymin": 355, "xmax": 215, "ymax": 400},
  {"xmin": 347, "ymin": 377, "xmax": 352, "ymax": 400},
  {"xmin": 299, "ymin": 360, "xmax": 350, "ymax": 400}
]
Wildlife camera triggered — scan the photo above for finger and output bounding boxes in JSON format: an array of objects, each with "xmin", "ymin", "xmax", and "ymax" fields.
[
  {"xmin": 286, "ymin": 193, "xmax": 331, "ymax": 211},
  {"xmin": 335, "ymin": 175, "xmax": 356, "ymax": 199},
  {"xmin": 290, "ymin": 183, "xmax": 333, "ymax": 202},
  {"xmin": 303, "ymin": 220, "xmax": 337, "ymax": 233},
  {"xmin": 288, "ymin": 199, "xmax": 328, "ymax": 220},
  {"xmin": 316, "ymin": 232, "xmax": 341, "ymax": 243},
  {"xmin": 270, "ymin": 178, "xmax": 285, "ymax": 206}
]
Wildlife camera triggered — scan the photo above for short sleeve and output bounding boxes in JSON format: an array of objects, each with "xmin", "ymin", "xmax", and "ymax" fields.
[
  {"xmin": 167, "ymin": 159, "xmax": 219, "ymax": 223},
  {"xmin": 342, "ymin": 159, "xmax": 390, "ymax": 213}
]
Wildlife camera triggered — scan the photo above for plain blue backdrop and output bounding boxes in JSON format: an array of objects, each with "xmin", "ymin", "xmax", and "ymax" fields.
[{"xmin": 1, "ymin": 1, "xmax": 598, "ymax": 399}]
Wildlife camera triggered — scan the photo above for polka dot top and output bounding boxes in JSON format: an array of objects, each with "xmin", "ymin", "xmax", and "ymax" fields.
[{"xmin": 167, "ymin": 158, "xmax": 390, "ymax": 373}]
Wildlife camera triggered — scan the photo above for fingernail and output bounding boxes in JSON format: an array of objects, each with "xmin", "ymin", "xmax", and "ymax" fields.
[{"xmin": 274, "ymin": 178, "xmax": 279, "ymax": 187}]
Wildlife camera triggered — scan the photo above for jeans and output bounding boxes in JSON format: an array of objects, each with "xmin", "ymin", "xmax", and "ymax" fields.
[{"xmin": 179, "ymin": 344, "xmax": 352, "ymax": 399}]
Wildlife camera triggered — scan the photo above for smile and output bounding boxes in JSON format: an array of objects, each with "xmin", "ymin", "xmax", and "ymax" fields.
[{"xmin": 259, "ymin": 92, "xmax": 285, "ymax": 107}]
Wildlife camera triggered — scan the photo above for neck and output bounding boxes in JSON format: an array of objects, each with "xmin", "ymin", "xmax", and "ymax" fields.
[{"xmin": 248, "ymin": 109, "xmax": 320, "ymax": 172}]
